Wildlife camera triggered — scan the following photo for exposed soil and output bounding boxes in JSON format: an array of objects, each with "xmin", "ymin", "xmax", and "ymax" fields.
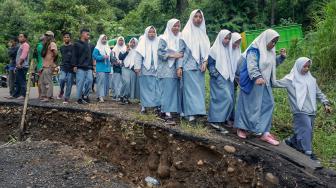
[{"xmin": 0, "ymin": 103, "xmax": 335, "ymax": 188}]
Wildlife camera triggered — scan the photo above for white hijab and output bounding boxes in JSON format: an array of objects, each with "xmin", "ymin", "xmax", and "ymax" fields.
[
  {"xmin": 160, "ymin": 18, "xmax": 181, "ymax": 67},
  {"xmin": 112, "ymin": 36, "xmax": 127, "ymax": 60},
  {"xmin": 136, "ymin": 26, "xmax": 159, "ymax": 70},
  {"xmin": 231, "ymin": 32, "xmax": 242, "ymax": 75},
  {"xmin": 95, "ymin": 34, "xmax": 111, "ymax": 59},
  {"xmin": 123, "ymin": 38, "xmax": 139, "ymax": 68},
  {"xmin": 284, "ymin": 57, "xmax": 317, "ymax": 111},
  {"xmin": 209, "ymin": 30, "xmax": 235, "ymax": 81},
  {"xmin": 242, "ymin": 29, "xmax": 280, "ymax": 84},
  {"xmin": 181, "ymin": 9, "xmax": 210, "ymax": 64}
]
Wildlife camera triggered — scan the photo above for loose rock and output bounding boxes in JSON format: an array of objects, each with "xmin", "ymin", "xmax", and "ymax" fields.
[
  {"xmin": 224, "ymin": 145, "xmax": 236, "ymax": 153},
  {"xmin": 265, "ymin": 172, "xmax": 279, "ymax": 185}
]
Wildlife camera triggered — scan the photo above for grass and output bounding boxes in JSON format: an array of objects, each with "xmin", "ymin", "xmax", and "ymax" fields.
[{"xmin": 179, "ymin": 120, "xmax": 211, "ymax": 137}]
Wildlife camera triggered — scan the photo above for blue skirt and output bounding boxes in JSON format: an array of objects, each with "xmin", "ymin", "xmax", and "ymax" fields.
[
  {"xmin": 182, "ymin": 70, "xmax": 206, "ymax": 116},
  {"xmin": 208, "ymin": 75, "xmax": 234, "ymax": 123},
  {"xmin": 159, "ymin": 78, "xmax": 180, "ymax": 113},
  {"xmin": 139, "ymin": 75, "xmax": 160, "ymax": 107},
  {"xmin": 234, "ymin": 84, "xmax": 274, "ymax": 133},
  {"xmin": 121, "ymin": 67, "xmax": 137, "ymax": 99}
]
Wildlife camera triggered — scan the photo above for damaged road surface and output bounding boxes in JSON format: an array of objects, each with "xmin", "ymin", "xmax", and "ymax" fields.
[{"xmin": 0, "ymin": 102, "xmax": 335, "ymax": 188}]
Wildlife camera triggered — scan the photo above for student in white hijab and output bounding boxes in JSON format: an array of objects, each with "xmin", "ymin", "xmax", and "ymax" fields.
[
  {"xmin": 234, "ymin": 29, "xmax": 285, "ymax": 146},
  {"xmin": 111, "ymin": 37, "xmax": 126, "ymax": 101},
  {"xmin": 229, "ymin": 32, "xmax": 242, "ymax": 124},
  {"xmin": 158, "ymin": 18, "xmax": 183, "ymax": 121},
  {"xmin": 207, "ymin": 29, "xmax": 233, "ymax": 133},
  {"xmin": 92, "ymin": 34, "xmax": 112, "ymax": 102},
  {"xmin": 177, "ymin": 9, "xmax": 211, "ymax": 122},
  {"xmin": 134, "ymin": 26, "xmax": 161, "ymax": 113},
  {"xmin": 231, "ymin": 32, "xmax": 242, "ymax": 76},
  {"xmin": 119, "ymin": 37, "xmax": 139, "ymax": 103},
  {"xmin": 274, "ymin": 57, "xmax": 331, "ymax": 161},
  {"xmin": 113, "ymin": 37, "xmax": 127, "ymax": 60}
]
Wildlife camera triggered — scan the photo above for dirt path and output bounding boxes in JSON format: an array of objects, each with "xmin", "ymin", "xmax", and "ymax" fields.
[{"xmin": 0, "ymin": 140, "xmax": 129, "ymax": 188}]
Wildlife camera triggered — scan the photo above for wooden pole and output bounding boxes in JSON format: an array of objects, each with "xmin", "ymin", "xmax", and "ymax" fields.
[{"xmin": 19, "ymin": 59, "xmax": 34, "ymax": 140}]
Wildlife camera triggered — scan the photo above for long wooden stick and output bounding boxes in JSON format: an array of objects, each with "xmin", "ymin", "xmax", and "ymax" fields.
[{"xmin": 19, "ymin": 59, "xmax": 34, "ymax": 140}]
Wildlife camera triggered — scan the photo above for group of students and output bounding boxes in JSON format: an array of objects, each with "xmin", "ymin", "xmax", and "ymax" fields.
[{"xmin": 5, "ymin": 9, "xmax": 332, "ymax": 162}]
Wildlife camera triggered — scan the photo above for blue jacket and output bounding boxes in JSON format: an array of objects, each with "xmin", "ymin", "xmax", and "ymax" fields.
[
  {"xmin": 92, "ymin": 48, "xmax": 111, "ymax": 73},
  {"xmin": 239, "ymin": 47, "xmax": 259, "ymax": 94}
]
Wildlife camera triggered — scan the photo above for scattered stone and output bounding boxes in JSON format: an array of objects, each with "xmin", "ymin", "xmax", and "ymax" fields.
[
  {"xmin": 197, "ymin": 160, "xmax": 204, "ymax": 166},
  {"xmin": 130, "ymin": 142, "xmax": 136, "ymax": 146},
  {"xmin": 265, "ymin": 173, "xmax": 279, "ymax": 185},
  {"xmin": 224, "ymin": 145, "xmax": 236, "ymax": 154},
  {"xmin": 227, "ymin": 167, "xmax": 235, "ymax": 173},
  {"xmin": 210, "ymin": 145, "xmax": 216, "ymax": 150},
  {"xmin": 157, "ymin": 153, "xmax": 170, "ymax": 178},
  {"xmin": 84, "ymin": 116, "xmax": 93, "ymax": 123}
]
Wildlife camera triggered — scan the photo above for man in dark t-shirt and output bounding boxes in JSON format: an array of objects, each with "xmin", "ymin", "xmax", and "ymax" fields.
[
  {"xmin": 71, "ymin": 29, "xmax": 93, "ymax": 104},
  {"xmin": 57, "ymin": 32, "xmax": 74, "ymax": 103}
]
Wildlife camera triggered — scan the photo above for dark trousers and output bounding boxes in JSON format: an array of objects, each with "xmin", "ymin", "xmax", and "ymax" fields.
[
  {"xmin": 8, "ymin": 70, "xmax": 16, "ymax": 96},
  {"xmin": 13, "ymin": 68, "xmax": 28, "ymax": 97}
]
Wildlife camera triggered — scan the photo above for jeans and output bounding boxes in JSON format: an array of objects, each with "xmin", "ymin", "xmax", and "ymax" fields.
[
  {"xmin": 8, "ymin": 70, "xmax": 16, "ymax": 96},
  {"xmin": 13, "ymin": 68, "xmax": 28, "ymax": 97},
  {"xmin": 76, "ymin": 69, "xmax": 93, "ymax": 99},
  {"xmin": 59, "ymin": 70, "xmax": 74, "ymax": 100},
  {"xmin": 96, "ymin": 72, "xmax": 110, "ymax": 98}
]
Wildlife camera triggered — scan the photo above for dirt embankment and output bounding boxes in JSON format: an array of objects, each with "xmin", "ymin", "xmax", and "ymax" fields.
[{"xmin": 0, "ymin": 104, "xmax": 335, "ymax": 188}]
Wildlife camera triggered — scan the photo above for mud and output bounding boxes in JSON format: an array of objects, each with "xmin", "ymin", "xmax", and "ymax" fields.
[{"xmin": 0, "ymin": 104, "xmax": 335, "ymax": 188}]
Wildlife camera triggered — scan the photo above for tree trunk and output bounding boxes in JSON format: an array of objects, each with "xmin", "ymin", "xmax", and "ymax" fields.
[
  {"xmin": 176, "ymin": 0, "xmax": 188, "ymax": 15},
  {"xmin": 271, "ymin": 0, "xmax": 276, "ymax": 25}
]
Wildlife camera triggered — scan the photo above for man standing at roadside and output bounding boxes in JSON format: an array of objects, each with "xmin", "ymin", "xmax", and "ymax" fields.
[
  {"xmin": 72, "ymin": 29, "xmax": 93, "ymax": 104},
  {"xmin": 57, "ymin": 32, "xmax": 74, "ymax": 104},
  {"xmin": 40, "ymin": 31, "xmax": 58, "ymax": 102},
  {"xmin": 7, "ymin": 37, "xmax": 19, "ymax": 96},
  {"xmin": 9, "ymin": 33, "xmax": 30, "ymax": 100}
]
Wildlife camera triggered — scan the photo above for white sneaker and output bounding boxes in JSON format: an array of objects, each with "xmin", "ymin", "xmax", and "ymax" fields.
[{"xmin": 98, "ymin": 97, "xmax": 104, "ymax": 103}]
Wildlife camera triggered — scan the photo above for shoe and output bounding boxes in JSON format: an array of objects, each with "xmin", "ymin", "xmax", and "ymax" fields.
[
  {"xmin": 83, "ymin": 96, "xmax": 90, "ymax": 103},
  {"xmin": 16, "ymin": 96, "xmax": 25, "ymax": 100},
  {"xmin": 98, "ymin": 97, "xmax": 104, "ymax": 103},
  {"xmin": 210, "ymin": 123, "xmax": 221, "ymax": 130},
  {"xmin": 116, "ymin": 97, "xmax": 121, "ymax": 102},
  {"xmin": 40, "ymin": 98, "xmax": 49, "ymax": 102},
  {"xmin": 4, "ymin": 96, "xmax": 16, "ymax": 99},
  {"xmin": 140, "ymin": 109, "xmax": 147, "ymax": 114},
  {"xmin": 188, "ymin": 116, "xmax": 195, "ymax": 122},
  {"xmin": 112, "ymin": 96, "xmax": 117, "ymax": 101},
  {"xmin": 57, "ymin": 92, "xmax": 64, "ymax": 99},
  {"xmin": 308, "ymin": 153, "xmax": 320, "ymax": 163},
  {"xmin": 63, "ymin": 99, "xmax": 69, "ymax": 104},
  {"xmin": 260, "ymin": 134, "xmax": 280, "ymax": 146},
  {"xmin": 226, "ymin": 120, "xmax": 234, "ymax": 127},
  {"xmin": 284, "ymin": 138, "xmax": 295, "ymax": 148},
  {"xmin": 77, "ymin": 99, "xmax": 85, "ymax": 104},
  {"xmin": 237, "ymin": 129, "xmax": 247, "ymax": 139}
]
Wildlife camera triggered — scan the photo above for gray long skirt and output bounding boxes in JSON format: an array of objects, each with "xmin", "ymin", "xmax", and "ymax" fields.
[
  {"xmin": 139, "ymin": 75, "xmax": 160, "ymax": 107},
  {"xmin": 182, "ymin": 70, "xmax": 206, "ymax": 116},
  {"xmin": 208, "ymin": 75, "xmax": 234, "ymax": 123},
  {"xmin": 159, "ymin": 78, "xmax": 180, "ymax": 113},
  {"xmin": 121, "ymin": 67, "xmax": 137, "ymax": 99},
  {"xmin": 234, "ymin": 84, "xmax": 274, "ymax": 133}
]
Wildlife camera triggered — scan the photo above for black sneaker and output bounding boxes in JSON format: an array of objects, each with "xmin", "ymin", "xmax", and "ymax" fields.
[
  {"xmin": 77, "ymin": 99, "xmax": 84, "ymax": 104},
  {"xmin": 83, "ymin": 96, "xmax": 90, "ymax": 103},
  {"xmin": 308, "ymin": 153, "xmax": 320, "ymax": 163},
  {"xmin": 284, "ymin": 138, "xmax": 295, "ymax": 148}
]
